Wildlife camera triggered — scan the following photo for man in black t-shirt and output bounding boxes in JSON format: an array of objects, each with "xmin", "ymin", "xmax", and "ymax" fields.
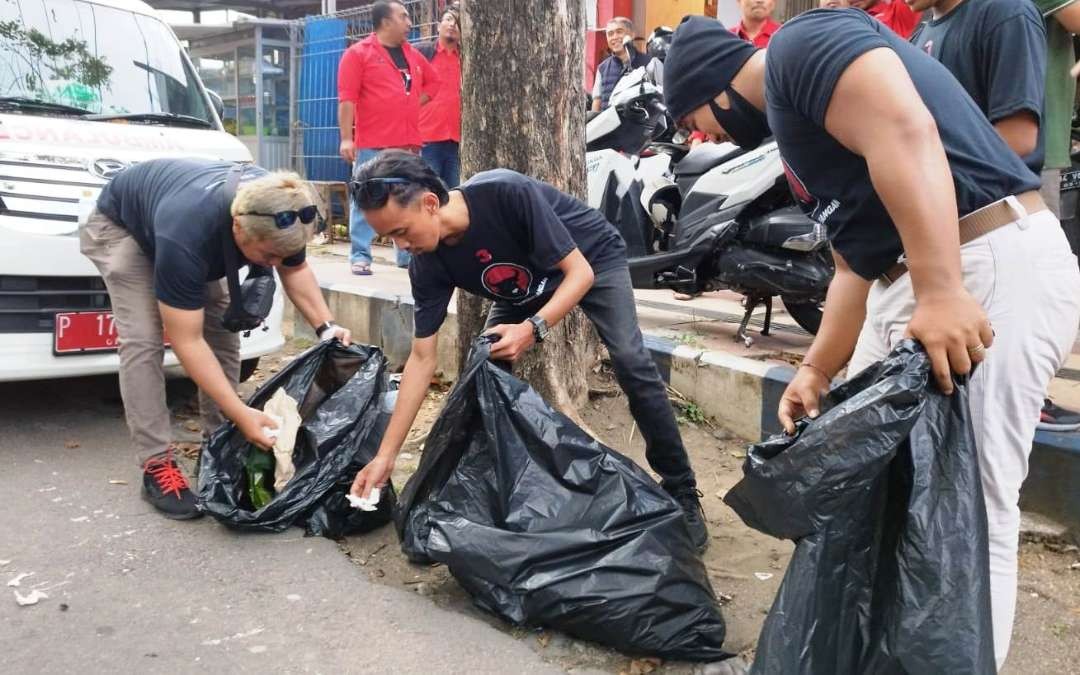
[
  {"xmin": 346, "ymin": 151, "xmax": 709, "ymax": 552},
  {"xmin": 909, "ymin": 0, "xmax": 1047, "ymax": 174},
  {"xmin": 83, "ymin": 158, "xmax": 351, "ymax": 520},
  {"xmin": 665, "ymin": 11, "xmax": 1080, "ymax": 667}
]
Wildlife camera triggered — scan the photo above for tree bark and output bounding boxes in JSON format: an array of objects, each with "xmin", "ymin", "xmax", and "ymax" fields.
[{"xmin": 456, "ymin": 0, "xmax": 600, "ymax": 419}]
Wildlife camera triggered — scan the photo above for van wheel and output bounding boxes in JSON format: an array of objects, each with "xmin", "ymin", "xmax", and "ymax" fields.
[{"xmin": 240, "ymin": 358, "xmax": 260, "ymax": 383}]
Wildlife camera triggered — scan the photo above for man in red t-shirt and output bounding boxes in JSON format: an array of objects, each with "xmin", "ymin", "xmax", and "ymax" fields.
[
  {"xmin": 417, "ymin": 7, "xmax": 461, "ymax": 188},
  {"xmin": 851, "ymin": 0, "xmax": 923, "ymax": 38},
  {"xmin": 337, "ymin": 0, "xmax": 439, "ymax": 274},
  {"xmin": 732, "ymin": 0, "xmax": 782, "ymax": 47}
]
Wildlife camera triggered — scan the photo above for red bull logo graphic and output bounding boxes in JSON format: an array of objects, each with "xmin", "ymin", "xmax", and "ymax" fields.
[{"xmin": 481, "ymin": 263, "xmax": 533, "ymax": 301}]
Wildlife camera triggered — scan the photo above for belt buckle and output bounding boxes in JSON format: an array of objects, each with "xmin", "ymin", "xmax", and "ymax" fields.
[{"xmin": 1006, "ymin": 195, "xmax": 1029, "ymax": 230}]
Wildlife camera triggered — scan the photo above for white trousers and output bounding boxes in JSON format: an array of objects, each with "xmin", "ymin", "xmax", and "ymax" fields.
[{"xmin": 848, "ymin": 208, "xmax": 1080, "ymax": 671}]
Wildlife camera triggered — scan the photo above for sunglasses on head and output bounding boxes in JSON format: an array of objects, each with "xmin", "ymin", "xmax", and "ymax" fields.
[
  {"xmin": 350, "ymin": 177, "xmax": 413, "ymax": 208},
  {"xmin": 241, "ymin": 205, "xmax": 321, "ymax": 230}
]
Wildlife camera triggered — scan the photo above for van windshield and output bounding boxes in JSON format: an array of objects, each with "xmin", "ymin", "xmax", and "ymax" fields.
[{"xmin": 0, "ymin": 0, "xmax": 212, "ymax": 125}]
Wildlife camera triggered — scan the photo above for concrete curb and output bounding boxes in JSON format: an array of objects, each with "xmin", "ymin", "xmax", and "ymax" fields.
[{"xmin": 289, "ymin": 281, "xmax": 1078, "ymax": 532}]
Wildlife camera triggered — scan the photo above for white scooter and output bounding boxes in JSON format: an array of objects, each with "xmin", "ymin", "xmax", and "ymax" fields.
[{"xmin": 585, "ymin": 69, "xmax": 833, "ymax": 343}]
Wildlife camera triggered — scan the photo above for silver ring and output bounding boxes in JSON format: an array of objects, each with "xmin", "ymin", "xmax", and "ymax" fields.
[{"xmin": 967, "ymin": 344, "xmax": 986, "ymax": 356}]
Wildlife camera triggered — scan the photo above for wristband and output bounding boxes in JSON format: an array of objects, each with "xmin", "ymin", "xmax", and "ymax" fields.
[
  {"xmin": 315, "ymin": 321, "xmax": 338, "ymax": 339},
  {"xmin": 799, "ymin": 361, "xmax": 832, "ymax": 380}
]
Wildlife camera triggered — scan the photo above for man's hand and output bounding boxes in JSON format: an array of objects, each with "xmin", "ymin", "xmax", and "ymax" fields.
[
  {"xmin": 235, "ymin": 406, "xmax": 280, "ymax": 450},
  {"xmin": 905, "ymin": 287, "xmax": 993, "ymax": 395},
  {"xmin": 339, "ymin": 139, "xmax": 356, "ymax": 164},
  {"xmin": 485, "ymin": 322, "xmax": 537, "ymax": 362},
  {"xmin": 778, "ymin": 366, "xmax": 832, "ymax": 435},
  {"xmin": 321, "ymin": 325, "xmax": 352, "ymax": 346},
  {"xmin": 350, "ymin": 453, "xmax": 395, "ymax": 500}
]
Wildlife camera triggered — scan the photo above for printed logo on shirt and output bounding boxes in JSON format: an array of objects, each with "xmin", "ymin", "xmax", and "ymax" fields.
[
  {"xmin": 481, "ymin": 263, "xmax": 533, "ymax": 301},
  {"xmin": 922, "ymin": 40, "xmax": 933, "ymax": 56},
  {"xmin": 474, "ymin": 248, "xmax": 493, "ymax": 264},
  {"xmin": 782, "ymin": 159, "xmax": 814, "ymax": 206}
]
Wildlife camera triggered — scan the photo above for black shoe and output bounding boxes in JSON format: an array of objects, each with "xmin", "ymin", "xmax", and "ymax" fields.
[
  {"xmin": 1038, "ymin": 399, "xmax": 1080, "ymax": 432},
  {"xmin": 142, "ymin": 450, "xmax": 202, "ymax": 520},
  {"xmin": 668, "ymin": 486, "xmax": 709, "ymax": 553}
]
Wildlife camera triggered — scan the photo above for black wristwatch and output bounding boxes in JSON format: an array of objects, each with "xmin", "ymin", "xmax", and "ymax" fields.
[
  {"xmin": 315, "ymin": 321, "xmax": 338, "ymax": 339},
  {"xmin": 527, "ymin": 315, "xmax": 549, "ymax": 343}
]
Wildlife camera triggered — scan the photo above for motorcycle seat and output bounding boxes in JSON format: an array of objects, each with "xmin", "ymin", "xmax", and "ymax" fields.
[
  {"xmin": 674, "ymin": 143, "xmax": 748, "ymax": 177},
  {"xmin": 742, "ymin": 206, "xmax": 818, "ymax": 248},
  {"xmin": 586, "ymin": 110, "xmax": 603, "ymax": 124}
]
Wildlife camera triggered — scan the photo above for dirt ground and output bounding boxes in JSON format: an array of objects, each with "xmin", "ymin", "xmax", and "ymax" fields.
[{"xmin": 212, "ymin": 341, "xmax": 1080, "ymax": 674}]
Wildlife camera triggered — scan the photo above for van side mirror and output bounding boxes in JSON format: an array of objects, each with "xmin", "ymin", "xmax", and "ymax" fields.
[{"xmin": 206, "ymin": 90, "xmax": 225, "ymax": 119}]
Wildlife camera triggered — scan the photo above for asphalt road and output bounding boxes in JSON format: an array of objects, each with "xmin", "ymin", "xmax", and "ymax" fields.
[{"xmin": 0, "ymin": 373, "xmax": 575, "ymax": 675}]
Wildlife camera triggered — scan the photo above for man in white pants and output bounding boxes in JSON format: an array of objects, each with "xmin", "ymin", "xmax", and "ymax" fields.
[{"xmin": 664, "ymin": 11, "xmax": 1080, "ymax": 669}]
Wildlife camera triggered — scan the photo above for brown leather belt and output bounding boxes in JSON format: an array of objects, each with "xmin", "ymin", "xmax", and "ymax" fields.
[{"xmin": 880, "ymin": 190, "xmax": 1046, "ymax": 285}]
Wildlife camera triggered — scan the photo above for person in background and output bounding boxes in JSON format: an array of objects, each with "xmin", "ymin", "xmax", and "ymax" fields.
[
  {"xmin": 821, "ymin": 0, "xmax": 850, "ymax": 7},
  {"xmin": 591, "ymin": 17, "xmax": 653, "ymax": 112},
  {"xmin": 852, "ymin": 0, "xmax": 922, "ymax": 38},
  {"xmin": 337, "ymin": 0, "xmax": 439, "ymax": 275},
  {"xmin": 732, "ymin": 0, "xmax": 781, "ymax": 47},
  {"xmin": 417, "ymin": 7, "xmax": 462, "ymax": 189}
]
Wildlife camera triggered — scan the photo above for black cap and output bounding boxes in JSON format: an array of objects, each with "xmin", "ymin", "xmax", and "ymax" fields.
[{"xmin": 663, "ymin": 16, "xmax": 759, "ymax": 122}]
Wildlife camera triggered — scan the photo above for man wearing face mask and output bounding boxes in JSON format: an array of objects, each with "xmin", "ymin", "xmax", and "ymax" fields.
[{"xmin": 665, "ymin": 11, "xmax": 1079, "ymax": 669}]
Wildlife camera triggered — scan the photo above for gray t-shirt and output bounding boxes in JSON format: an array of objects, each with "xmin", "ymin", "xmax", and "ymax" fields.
[
  {"xmin": 910, "ymin": 0, "xmax": 1047, "ymax": 173},
  {"xmin": 96, "ymin": 158, "xmax": 305, "ymax": 310}
]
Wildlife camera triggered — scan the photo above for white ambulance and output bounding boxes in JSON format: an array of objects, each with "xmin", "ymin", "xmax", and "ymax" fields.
[{"xmin": 0, "ymin": 0, "xmax": 285, "ymax": 382}]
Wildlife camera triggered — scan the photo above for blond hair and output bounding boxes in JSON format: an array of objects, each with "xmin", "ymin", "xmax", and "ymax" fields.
[{"xmin": 231, "ymin": 171, "xmax": 317, "ymax": 257}]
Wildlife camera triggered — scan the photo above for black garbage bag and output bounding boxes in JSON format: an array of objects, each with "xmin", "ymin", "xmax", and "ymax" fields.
[
  {"xmin": 198, "ymin": 340, "xmax": 395, "ymax": 538},
  {"xmin": 724, "ymin": 340, "xmax": 994, "ymax": 674},
  {"xmin": 397, "ymin": 338, "xmax": 729, "ymax": 662}
]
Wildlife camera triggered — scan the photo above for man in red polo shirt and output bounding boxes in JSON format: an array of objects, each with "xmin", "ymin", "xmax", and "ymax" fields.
[
  {"xmin": 732, "ymin": 0, "xmax": 781, "ymax": 48},
  {"xmin": 851, "ymin": 0, "xmax": 923, "ymax": 38},
  {"xmin": 337, "ymin": 0, "xmax": 439, "ymax": 274},
  {"xmin": 417, "ymin": 6, "xmax": 461, "ymax": 188}
]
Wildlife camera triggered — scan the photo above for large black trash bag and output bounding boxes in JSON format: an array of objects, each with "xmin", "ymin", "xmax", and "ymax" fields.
[
  {"xmin": 198, "ymin": 340, "xmax": 395, "ymax": 537},
  {"xmin": 724, "ymin": 340, "xmax": 994, "ymax": 674},
  {"xmin": 397, "ymin": 338, "xmax": 729, "ymax": 661}
]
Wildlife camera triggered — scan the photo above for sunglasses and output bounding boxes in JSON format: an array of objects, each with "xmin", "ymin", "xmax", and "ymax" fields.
[
  {"xmin": 241, "ymin": 205, "xmax": 323, "ymax": 231},
  {"xmin": 350, "ymin": 177, "xmax": 413, "ymax": 209}
]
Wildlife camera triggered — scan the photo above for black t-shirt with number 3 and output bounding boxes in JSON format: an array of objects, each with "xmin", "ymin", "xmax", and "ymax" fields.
[{"xmin": 408, "ymin": 169, "xmax": 627, "ymax": 338}]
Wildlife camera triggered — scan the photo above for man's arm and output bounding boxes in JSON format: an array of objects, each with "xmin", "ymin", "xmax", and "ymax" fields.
[
  {"xmin": 994, "ymin": 112, "xmax": 1040, "ymax": 157},
  {"xmin": 822, "ymin": 47, "xmax": 993, "ymax": 392},
  {"xmin": 338, "ymin": 101, "xmax": 356, "ymax": 163},
  {"xmin": 350, "ymin": 335, "xmax": 439, "ymax": 498},
  {"xmin": 591, "ymin": 70, "xmax": 603, "ymax": 112},
  {"xmin": 486, "ymin": 248, "xmax": 594, "ymax": 362},
  {"xmin": 159, "ymin": 304, "xmax": 278, "ymax": 448},
  {"xmin": 778, "ymin": 250, "xmax": 871, "ymax": 433},
  {"xmin": 277, "ymin": 261, "xmax": 351, "ymax": 344},
  {"xmin": 1051, "ymin": 0, "xmax": 1080, "ymax": 31},
  {"xmin": 417, "ymin": 48, "xmax": 441, "ymax": 106}
]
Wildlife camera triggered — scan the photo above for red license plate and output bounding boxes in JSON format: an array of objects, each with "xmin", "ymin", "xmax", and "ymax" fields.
[
  {"xmin": 53, "ymin": 312, "xmax": 172, "ymax": 355},
  {"xmin": 54, "ymin": 311, "xmax": 120, "ymax": 354}
]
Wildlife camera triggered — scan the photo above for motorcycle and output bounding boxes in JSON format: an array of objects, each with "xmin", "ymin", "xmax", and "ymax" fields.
[{"xmin": 586, "ymin": 69, "xmax": 833, "ymax": 345}]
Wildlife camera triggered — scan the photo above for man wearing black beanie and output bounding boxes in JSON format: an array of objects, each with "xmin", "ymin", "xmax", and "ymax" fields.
[{"xmin": 665, "ymin": 9, "xmax": 1079, "ymax": 671}]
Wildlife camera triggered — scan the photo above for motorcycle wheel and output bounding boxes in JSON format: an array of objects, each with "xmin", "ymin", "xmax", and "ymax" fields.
[{"xmin": 781, "ymin": 298, "xmax": 824, "ymax": 335}]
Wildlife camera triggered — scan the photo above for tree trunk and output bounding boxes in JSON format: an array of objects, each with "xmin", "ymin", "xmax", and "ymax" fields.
[{"xmin": 456, "ymin": 0, "xmax": 600, "ymax": 419}]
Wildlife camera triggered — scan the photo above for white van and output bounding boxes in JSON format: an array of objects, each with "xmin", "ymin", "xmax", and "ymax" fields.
[{"xmin": 0, "ymin": 0, "xmax": 285, "ymax": 382}]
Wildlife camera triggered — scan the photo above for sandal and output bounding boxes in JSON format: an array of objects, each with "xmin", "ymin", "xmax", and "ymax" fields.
[{"xmin": 351, "ymin": 262, "xmax": 372, "ymax": 276}]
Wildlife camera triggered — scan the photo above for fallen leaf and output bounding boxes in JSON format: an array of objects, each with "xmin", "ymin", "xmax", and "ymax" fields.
[
  {"xmin": 628, "ymin": 657, "xmax": 662, "ymax": 675},
  {"xmin": 63, "ymin": 440, "xmax": 80, "ymax": 449},
  {"xmin": 183, "ymin": 420, "xmax": 201, "ymax": 433},
  {"xmin": 537, "ymin": 632, "xmax": 551, "ymax": 648},
  {"xmin": 730, "ymin": 452, "xmax": 746, "ymax": 459}
]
